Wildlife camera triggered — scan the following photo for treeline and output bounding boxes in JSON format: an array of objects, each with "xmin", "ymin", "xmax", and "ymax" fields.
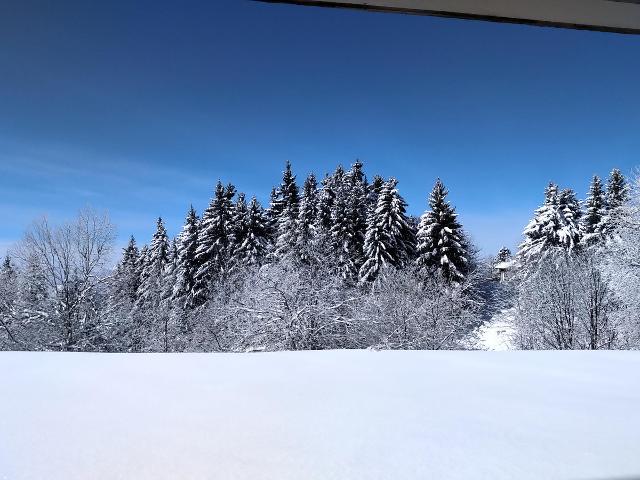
[
  {"xmin": 1, "ymin": 163, "xmax": 639, "ymax": 352},
  {"xmin": 0, "ymin": 161, "xmax": 485, "ymax": 352}
]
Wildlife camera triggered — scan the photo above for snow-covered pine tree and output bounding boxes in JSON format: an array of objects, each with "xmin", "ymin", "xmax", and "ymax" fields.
[
  {"xmin": 519, "ymin": 182, "xmax": 581, "ymax": 261},
  {"xmin": 229, "ymin": 193, "xmax": 248, "ymax": 264},
  {"xmin": 162, "ymin": 238, "xmax": 178, "ymax": 302},
  {"xmin": 0, "ymin": 256, "xmax": 17, "ymax": 307},
  {"xmin": 415, "ymin": 179, "xmax": 468, "ymax": 283},
  {"xmin": 582, "ymin": 175, "xmax": 606, "ymax": 245},
  {"xmin": 230, "ymin": 196, "xmax": 270, "ymax": 266},
  {"xmin": 345, "ymin": 161, "xmax": 368, "ymax": 273},
  {"xmin": 113, "ymin": 236, "xmax": 140, "ymax": 304},
  {"xmin": 606, "ymin": 168, "xmax": 628, "ymax": 210},
  {"xmin": 331, "ymin": 161, "xmax": 368, "ymax": 279},
  {"xmin": 601, "ymin": 168, "xmax": 629, "ymax": 237},
  {"xmin": 366, "ymin": 174, "xmax": 385, "ymax": 227},
  {"xmin": 0, "ymin": 255, "xmax": 16, "ymax": 284},
  {"xmin": 274, "ymin": 162, "xmax": 300, "ymax": 257},
  {"xmin": 192, "ymin": 181, "xmax": 236, "ymax": 305},
  {"xmin": 137, "ymin": 217, "xmax": 170, "ymax": 307},
  {"xmin": 265, "ymin": 187, "xmax": 279, "ymax": 237},
  {"xmin": 558, "ymin": 188, "xmax": 583, "ymax": 248},
  {"xmin": 172, "ymin": 205, "xmax": 199, "ymax": 309},
  {"xmin": 136, "ymin": 244, "xmax": 149, "ymax": 294},
  {"xmin": 316, "ymin": 173, "xmax": 336, "ymax": 238},
  {"xmin": 330, "ymin": 186, "xmax": 352, "ymax": 277},
  {"xmin": 359, "ymin": 178, "xmax": 415, "ymax": 282},
  {"xmin": 296, "ymin": 173, "xmax": 319, "ymax": 261},
  {"xmin": 369, "ymin": 175, "xmax": 384, "ymax": 202},
  {"xmin": 0, "ymin": 256, "xmax": 19, "ymax": 347},
  {"xmin": 496, "ymin": 247, "xmax": 512, "ymax": 263}
]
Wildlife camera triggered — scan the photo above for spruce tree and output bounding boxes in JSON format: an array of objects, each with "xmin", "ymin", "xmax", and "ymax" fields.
[
  {"xmin": 173, "ymin": 206, "xmax": 199, "ymax": 308},
  {"xmin": 359, "ymin": 178, "xmax": 415, "ymax": 282},
  {"xmin": 606, "ymin": 168, "xmax": 628, "ymax": 210},
  {"xmin": 582, "ymin": 175, "xmax": 606, "ymax": 244},
  {"xmin": 231, "ymin": 196, "xmax": 270, "ymax": 266},
  {"xmin": 345, "ymin": 161, "xmax": 368, "ymax": 272},
  {"xmin": 137, "ymin": 218, "xmax": 170, "ymax": 307},
  {"xmin": 274, "ymin": 161, "xmax": 300, "ymax": 257},
  {"xmin": 316, "ymin": 173, "xmax": 336, "ymax": 237},
  {"xmin": 519, "ymin": 182, "xmax": 581, "ymax": 260},
  {"xmin": 297, "ymin": 173, "xmax": 319, "ymax": 261},
  {"xmin": 416, "ymin": 179, "xmax": 468, "ymax": 283},
  {"xmin": 330, "ymin": 188, "xmax": 353, "ymax": 277},
  {"xmin": 115, "ymin": 236, "xmax": 140, "ymax": 304},
  {"xmin": 162, "ymin": 238, "xmax": 178, "ymax": 302},
  {"xmin": 136, "ymin": 244, "xmax": 149, "ymax": 296},
  {"xmin": 0, "ymin": 255, "xmax": 16, "ymax": 282},
  {"xmin": 369, "ymin": 175, "xmax": 385, "ymax": 202},
  {"xmin": 265, "ymin": 187, "xmax": 279, "ymax": 237},
  {"xmin": 558, "ymin": 188, "xmax": 583, "ymax": 248},
  {"xmin": 193, "ymin": 181, "xmax": 236, "ymax": 304},
  {"xmin": 229, "ymin": 193, "xmax": 249, "ymax": 264},
  {"xmin": 0, "ymin": 256, "xmax": 17, "ymax": 320},
  {"xmin": 496, "ymin": 247, "xmax": 512, "ymax": 263},
  {"xmin": 331, "ymin": 161, "xmax": 368, "ymax": 279}
]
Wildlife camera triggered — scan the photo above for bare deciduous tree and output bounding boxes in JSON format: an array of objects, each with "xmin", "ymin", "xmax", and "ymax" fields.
[{"xmin": 14, "ymin": 208, "xmax": 115, "ymax": 350}]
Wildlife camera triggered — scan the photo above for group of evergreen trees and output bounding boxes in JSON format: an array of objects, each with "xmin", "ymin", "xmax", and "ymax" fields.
[
  {"xmin": 110, "ymin": 161, "xmax": 472, "ymax": 318},
  {"xmin": 518, "ymin": 169, "xmax": 628, "ymax": 260},
  {"xmin": 512, "ymin": 168, "xmax": 637, "ymax": 350}
]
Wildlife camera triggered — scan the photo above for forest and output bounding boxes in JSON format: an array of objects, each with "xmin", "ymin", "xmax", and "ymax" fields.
[{"xmin": 1, "ymin": 161, "xmax": 638, "ymax": 351}]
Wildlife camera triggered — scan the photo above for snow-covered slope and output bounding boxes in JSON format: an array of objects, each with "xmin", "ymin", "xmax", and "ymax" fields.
[
  {"xmin": 466, "ymin": 308, "xmax": 517, "ymax": 350},
  {"xmin": 1, "ymin": 351, "xmax": 639, "ymax": 480}
]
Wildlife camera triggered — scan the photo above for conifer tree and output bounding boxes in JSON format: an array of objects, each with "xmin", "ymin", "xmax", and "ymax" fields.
[
  {"xmin": 345, "ymin": 161, "xmax": 368, "ymax": 270},
  {"xmin": 137, "ymin": 218, "xmax": 170, "ymax": 307},
  {"xmin": 136, "ymin": 244, "xmax": 148, "ymax": 294},
  {"xmin": 558, "ymin": 188, "xmax": 583, "ymax": 247},
  {"xmin": 173, "ymin": 206, "xmax": 199, "ymax": 308},
  {"xmin": 162, "ymin": 238, "xmax": 178, "ymax": 302},
  {"xmin": 114, "ymin": 236, "xmax": 140, "ymax": 304},
  {"xmin": 330, "ymin": 189, "xmax": 352, "ymax": 277},
  {"xmin": 496, "ymin": 247, "xmax": 512, "ymax": 263},
  {"xmin": 0, "ymin": 256, "xmax": 17, "ymax": 310},
  {"xmin": 0, "ymin": 256, "xmax": 16, "ymax": 284},
  {"xmin": 366, "ymin": 174, "xmax": 385, "ymax": 223},
  {"xmin": 297, "ymin": 173, "xmax": 319, "ymax": 260},
  {"xmin": 265, "ymin": 186, "xmax": 280, "ymax": 239},
  {"xmin": 582, "ymin": 175, "xmax": 606, "ymax": 244},
  {"xmin": 231, "ymin": 196, "xmax": 270, "ymax": 266},
  {"xmin": 229, "ymin": 193, "xmax": 249, "ymax": 262},
  {"xmin": 416, "ymin": 179, "xmax": 468, "ymax": 282},
  {"xmin": 193, "ymin": 181, "xmax": 236, "ymax": 304},
  {"xmin": 274, "ymin": 162, "xmax": 300, "ymax": 256},
  {"xmin": 359, "ymin": 178, "xmax": 415, "ymax": 282},
  {"xmin": 0, "ymin": 256, "xmax": 19, "ymax": 346},
  {"xmin": 519, "ymin": 182, "xmax": 581, "ymax": 260},
  {"xmin": 316, "ymin": 173, "xmax": 336, "ymax": 236},
  {"xmin": 606, "ymin": 168, "xmax": 628, "ymax": 210},
  {"xmin": 331, "ymin": 161, "xmax": 368, "ymax": 279},
  {"xmin": 369, "ymin": 175, "xmax": 385, "ymax": 201}
]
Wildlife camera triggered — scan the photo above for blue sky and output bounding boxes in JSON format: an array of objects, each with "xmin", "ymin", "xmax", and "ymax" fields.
[{"xmin": 1, "ymin": 0, "xmax": 639, "ymax": 257}]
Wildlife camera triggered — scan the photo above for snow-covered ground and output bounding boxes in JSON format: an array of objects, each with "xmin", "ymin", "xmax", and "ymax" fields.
[
  {"xmin": 1, "ymin": 350, "xmax": 639, "ymax": 480},
  {"xmin": 467, "ymin": 308, "xmax": 517, "ymax": 350}
]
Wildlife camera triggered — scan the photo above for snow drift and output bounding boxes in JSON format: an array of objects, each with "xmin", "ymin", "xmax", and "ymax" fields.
[{"xmin": 1, "ymin": 350, "xmax": 639, "ymax": 479}]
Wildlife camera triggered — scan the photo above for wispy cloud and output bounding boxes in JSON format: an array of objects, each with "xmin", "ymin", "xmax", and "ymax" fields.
[{"xmin": 0, "ymin": 140, "xmax": 212, "ymax": 195}]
